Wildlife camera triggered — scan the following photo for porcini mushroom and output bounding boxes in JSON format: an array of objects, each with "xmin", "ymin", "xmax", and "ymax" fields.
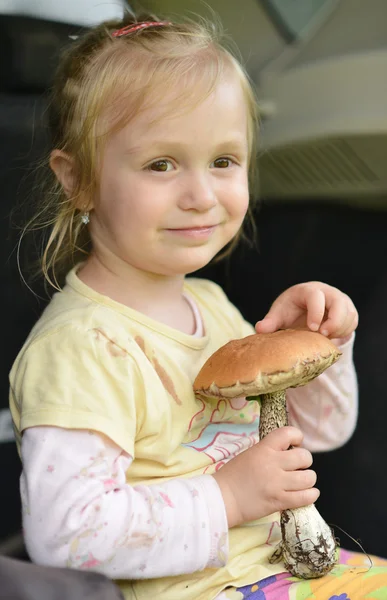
[{"xmin": 193, "ymin": 329, "xmax": 342, "ymax": 579}]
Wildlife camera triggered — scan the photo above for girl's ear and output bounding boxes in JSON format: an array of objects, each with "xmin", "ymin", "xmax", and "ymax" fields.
[{"xmin": 50, "ymin": 150, "xmax": 77, "ymax": 199}]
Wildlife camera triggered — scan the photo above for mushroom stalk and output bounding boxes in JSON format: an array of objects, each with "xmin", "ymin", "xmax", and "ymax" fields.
[{"xmin": 253, "ymin": 391, "xmax": 337, "ymax": 579}]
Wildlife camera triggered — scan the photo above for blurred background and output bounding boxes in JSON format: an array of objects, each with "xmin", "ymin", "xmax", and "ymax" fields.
[{"xmin": 1, "ymin": 0, "xmax": 387, "ymax": 561}]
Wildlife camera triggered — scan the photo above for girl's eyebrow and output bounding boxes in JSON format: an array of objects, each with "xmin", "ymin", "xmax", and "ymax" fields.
[
  {"xmin": 212, "ymin": 138, "xmax": 249, "ymax": 153},
  {"xmin": 123, "ymin": 136, "xmax": 248, "ymax": 156}
]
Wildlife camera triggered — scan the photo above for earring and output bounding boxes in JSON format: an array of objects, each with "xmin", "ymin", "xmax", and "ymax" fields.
[{"xmin": 81, "ymin": 212, "xmax": 90, "ymax": 225}]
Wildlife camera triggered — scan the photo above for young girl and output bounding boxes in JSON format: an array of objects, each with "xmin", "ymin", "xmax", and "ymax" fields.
[{"xmin": 9, "ymin": 13, "xmax": 387, "ymax": 600}]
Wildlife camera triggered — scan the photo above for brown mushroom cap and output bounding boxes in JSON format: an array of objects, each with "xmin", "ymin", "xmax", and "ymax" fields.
[{"xmin": 193, "ymin": 329, "xmax": 342, "ymax": 399}]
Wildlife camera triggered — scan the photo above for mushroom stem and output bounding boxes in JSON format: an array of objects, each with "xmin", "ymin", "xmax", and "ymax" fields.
[
  {"xmin": 250, "ymin": 391, "xmax": 337, "ymax": 579},
  {"xmin": 259, "ymin": 390, "xmax": 288, "ymax": 437}
]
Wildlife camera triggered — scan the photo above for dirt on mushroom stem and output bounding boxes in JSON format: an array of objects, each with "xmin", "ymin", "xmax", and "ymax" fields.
[
  {"xmin": 249, "ymin": 391, "xmax": 337, "ymax": 579},
  {"xmin": 258, "ymin": 390, "xmax": 288, "ymax": 437}
]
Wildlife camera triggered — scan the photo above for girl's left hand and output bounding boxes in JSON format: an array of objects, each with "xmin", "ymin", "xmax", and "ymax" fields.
[{"xmin": 255, "ymin": 282, "xmax": 358, "ymax": 340}]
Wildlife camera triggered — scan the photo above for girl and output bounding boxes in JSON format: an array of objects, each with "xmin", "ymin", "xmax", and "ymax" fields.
[{"xmin": 9, "ymin": 13, "xmax": 387, "ymax": 600}]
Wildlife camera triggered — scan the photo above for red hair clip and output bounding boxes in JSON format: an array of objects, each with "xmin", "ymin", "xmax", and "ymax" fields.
[{"xmin": 112, "ymin": 21, "xmax": 172, "ymax": 38}]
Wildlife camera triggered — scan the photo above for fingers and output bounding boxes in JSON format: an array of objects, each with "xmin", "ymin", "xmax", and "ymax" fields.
[
  {"xmin": 260, "ymin": 426, "xmax": 304, "ymax": 450},
  {"xmin": 255, "ymin": 284, "xmax": 327, "ymax": 333},
  {"xmin": 282, "ymin": 447, "xmax": 313, "ymax": 471},
  {"xmin": 255, "ymin": 282, "xmax": 359, "ymax": 340},
  {"xmin": 320, "ymin": 294, "xmax": 358, "ymax": 338},
  {"xmin": 283, "ymin": 487, "xmax": 321, "ymax": 510},
  {"xmin": 284, "ymin": 468, "xmax": 317, "ymax": 492},
  {"xmin": 254, "ymin": 315, "xmax": 279, "ymax": 334},
  {"xmin": 255, "ymin": 298, "xmax": 303, "ymax": 333},
  {"xmin": 255, "ymin": 305, "xmax": 288, "ymax": 333},
  {"xmin": 302, "ymin": 288, "xmax": 326, "ymax": 331}
]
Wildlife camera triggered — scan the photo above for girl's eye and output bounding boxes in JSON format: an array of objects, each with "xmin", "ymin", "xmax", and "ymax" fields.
[
  {"xmin": 148, "ymin": 160, "xmax": 173, "ymax": 172},
  {"xmin": 212, "ymin": 157, "xmax": 233, "ymax": 169}
]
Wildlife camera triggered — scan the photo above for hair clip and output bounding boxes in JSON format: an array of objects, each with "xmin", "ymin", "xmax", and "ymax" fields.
[{"xmin": 111, "ymin": 21, "xmax": 172, "ymax": 38}]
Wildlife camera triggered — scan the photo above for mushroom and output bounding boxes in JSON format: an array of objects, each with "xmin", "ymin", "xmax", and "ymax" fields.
[{"xmin": 193, "ymin": 329, "xmax": 342, "ymax": 579}]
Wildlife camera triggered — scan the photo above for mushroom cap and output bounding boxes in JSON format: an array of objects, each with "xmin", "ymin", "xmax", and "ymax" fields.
[{"xmin": 193, "ymin": 329, "xmax": 342, "ymax": 399}]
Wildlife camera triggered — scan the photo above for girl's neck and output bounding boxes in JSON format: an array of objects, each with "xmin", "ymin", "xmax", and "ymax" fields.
[{"xmin": 77, "ymin": 254, "xmax": 197, "ymax": 335}]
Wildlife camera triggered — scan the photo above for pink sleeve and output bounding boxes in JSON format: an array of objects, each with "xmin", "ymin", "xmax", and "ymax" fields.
[
  {"xmin": 21, "ymin": 426, "xmax": 228, "ymax": 579},
  {"xmin": 286, "ymin": 334, "xmax": 358, "ymax": 452}
]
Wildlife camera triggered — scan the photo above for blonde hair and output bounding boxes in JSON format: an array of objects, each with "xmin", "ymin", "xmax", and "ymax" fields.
[{"xmin": 26, "ymin": 11, "xmax": 260, "ymax": 289}]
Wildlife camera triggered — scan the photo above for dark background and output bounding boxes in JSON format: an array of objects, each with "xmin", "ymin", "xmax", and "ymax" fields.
[{"xmin": 1, "ymin": 14, "xmax": 387, "ymax": 561}]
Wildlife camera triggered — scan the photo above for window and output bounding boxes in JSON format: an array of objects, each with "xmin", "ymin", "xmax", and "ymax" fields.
[{"xmin": 261, "ymin": 0, "xmax": 337, "ymax": 41}]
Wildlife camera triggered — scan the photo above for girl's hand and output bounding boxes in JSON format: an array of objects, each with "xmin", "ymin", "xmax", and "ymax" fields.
[
  {"xmin": 255, "ymin": 281, "xmax": 358, "ymax": 340},
  {"xmin": 213, "ymin": 426, "xmax": 318, "ymax": 528}
]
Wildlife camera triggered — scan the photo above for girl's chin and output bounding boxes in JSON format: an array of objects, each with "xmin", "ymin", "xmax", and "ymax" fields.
[{"xmin": 171, "ymin": 252, "xmax": 223, "ymax": 275}]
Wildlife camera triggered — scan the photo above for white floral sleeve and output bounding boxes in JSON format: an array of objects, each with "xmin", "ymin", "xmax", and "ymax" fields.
[
  {"xmin": 286, "ymin": 334, "xmax": 358, "ymax": 452},
  {"xmin": 21, "ymin": 426, "xmax": 228, "ymax": 579}
]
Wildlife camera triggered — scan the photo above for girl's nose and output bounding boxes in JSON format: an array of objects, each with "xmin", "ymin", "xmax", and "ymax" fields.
[{"xmin": 177, "ymin": 173, "xmax": 217, "ymax": 211}]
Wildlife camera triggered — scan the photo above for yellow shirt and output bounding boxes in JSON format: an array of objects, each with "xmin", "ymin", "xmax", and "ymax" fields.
[{"xmin": 10, "ymin": 268, "xmax": 283, "ymax": 600}]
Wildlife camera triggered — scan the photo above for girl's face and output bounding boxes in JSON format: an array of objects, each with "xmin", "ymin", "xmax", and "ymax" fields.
[{"xmin": 89, "ymin": 72, "xmax": 250, "ymax": 279}]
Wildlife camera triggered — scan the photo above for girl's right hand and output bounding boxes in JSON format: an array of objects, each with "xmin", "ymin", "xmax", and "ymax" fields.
[{"xmin": 212, "ymin": 426, "xmax": 319, "ymax": 529}]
